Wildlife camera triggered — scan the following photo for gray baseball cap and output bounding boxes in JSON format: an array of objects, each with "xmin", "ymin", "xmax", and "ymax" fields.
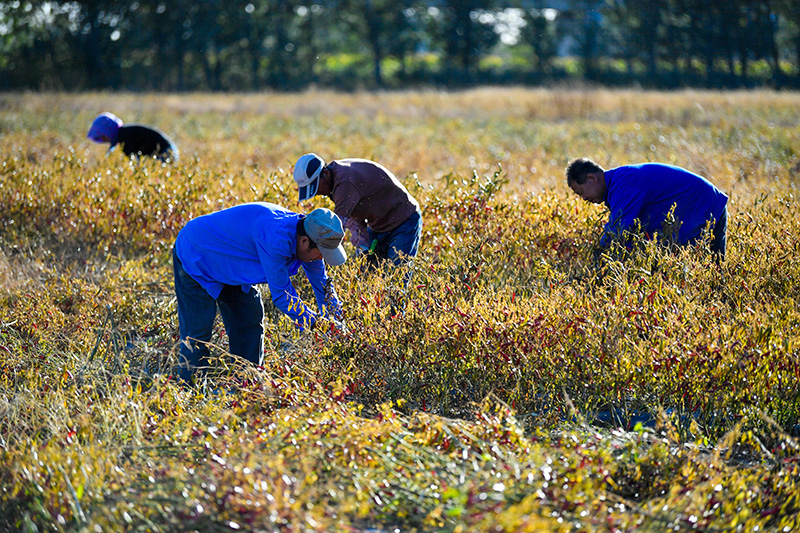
[{"xmin": 304, "ymin": 208, "xmax": 347, "ymax": 266}]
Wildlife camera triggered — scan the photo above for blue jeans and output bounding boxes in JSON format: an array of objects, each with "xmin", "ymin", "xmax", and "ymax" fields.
[
  {"xmin": 367, "ymin": 210, "xmax": 422, "ymax": 266},
  {"xmin": 173, "ymin": 248, "xmax": 264, "ymax": 383},
  {"xmin": 688, "ymin": 206, "xmax": 727, "ymax": 262},
  {"xmin": 710, "ymin": 206, "xmax": 727, "ymax": 261}
]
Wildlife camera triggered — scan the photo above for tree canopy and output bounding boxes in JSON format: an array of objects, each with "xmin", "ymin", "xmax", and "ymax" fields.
[{"xmin": 1, "ymin": 0, "xmax": 798, "ymax": 91}]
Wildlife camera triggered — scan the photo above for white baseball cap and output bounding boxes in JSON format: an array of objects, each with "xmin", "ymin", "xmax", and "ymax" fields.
[
  {"xmin": 304, "ymin": 208, "xmax": 347, "ymax": 266},
  {"xmin": 293, "ymin": 153, "xmax": 325, "ymax": 201}
]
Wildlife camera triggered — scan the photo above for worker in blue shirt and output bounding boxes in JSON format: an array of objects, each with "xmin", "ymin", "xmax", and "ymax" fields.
[
  {"xmin": 566, "ymin": 158, "xmax": 728, "ymax": 259},
  {"xmin": 172, "ymin": 203, "xmax": 347, "ymax": 383}
]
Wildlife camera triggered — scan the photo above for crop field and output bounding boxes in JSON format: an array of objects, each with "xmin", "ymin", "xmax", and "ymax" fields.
[{"xmin": 1, "ymin": 89, "xmax": 800, "ymax": 532}]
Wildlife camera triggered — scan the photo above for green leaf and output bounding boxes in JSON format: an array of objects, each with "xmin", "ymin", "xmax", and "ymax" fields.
[
  {"xmin": 442, "ymin": 487, "xmax": 461, "ymax": 501},
  {"xmin": 446, "ymin": 505, "xmax": 465, "ymax": 517}
]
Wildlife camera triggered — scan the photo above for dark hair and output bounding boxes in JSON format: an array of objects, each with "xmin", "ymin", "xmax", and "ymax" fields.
[
  {"xmin": 296, "ymin": 218, "xmax": 319, "ymax": 249},
  {"xmin": 566, "ymin": 158, "xmax": 604, "ymax": 185}
]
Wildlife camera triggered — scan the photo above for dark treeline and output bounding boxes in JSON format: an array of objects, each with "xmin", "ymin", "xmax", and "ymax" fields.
[{"xmin": 1, "ymin": 0, "xmax": 799, "ymax": 92}]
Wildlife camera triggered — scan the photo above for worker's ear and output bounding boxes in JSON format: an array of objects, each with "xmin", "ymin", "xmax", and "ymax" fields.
[
  {"xmin": 586, "ymin": 172, "xmax": 600, "ymax": 183},
  {"xmin": 317, "ymin": 168, "xmax": 332, "ymax": 193}
]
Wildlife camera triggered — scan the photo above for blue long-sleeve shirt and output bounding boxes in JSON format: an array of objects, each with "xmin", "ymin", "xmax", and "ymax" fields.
[
  {"xmin": 174, "ymin": 202, "xmax": 341, "ymax": 329},
  {"xmin": 602, "ymin": 163, "xmax": 728, "ymax": 246}
]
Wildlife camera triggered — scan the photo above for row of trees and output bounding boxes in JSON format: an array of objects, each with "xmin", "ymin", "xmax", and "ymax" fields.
[
  {"xmin": 599, "ymin": 0, "xmax": 800, "ymax": 88},
  {"xmin": 2, "ymin": 0, "xmax": 799, "ymax": 92}
]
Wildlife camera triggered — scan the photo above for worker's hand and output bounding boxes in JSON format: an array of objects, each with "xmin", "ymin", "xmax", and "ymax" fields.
[
  {"xmin": 331, "ymin": 318, "xmax": 349, "ymax": 336},
  {"xmin": 344, "ymin": 217, "xmax": 370, "ymax": 249},
  {"xmin": 312, "ymin": 317, "xmax": 348, "ymax": 337}
]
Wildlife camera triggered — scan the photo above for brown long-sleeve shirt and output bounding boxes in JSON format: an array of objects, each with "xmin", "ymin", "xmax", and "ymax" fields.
[{"xmin": 327, "ymin": 158, "xmax": 419, "ymax": 233}]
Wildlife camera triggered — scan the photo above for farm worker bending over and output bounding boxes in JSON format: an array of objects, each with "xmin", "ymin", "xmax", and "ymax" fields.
[
  {"xmin": 87, "ymin": 112, "xmax": 179, "ymax": 162},
  {"xmin": 566, "ymin": 158, "xmax": 728, "ymax": 260},
  {"xmin": 172, "ymin": 203, "xmax": 347, "ymax": 383},
  {"xmin": 292, "ymin": 153, "xmax": 422, "ymax": 267}
]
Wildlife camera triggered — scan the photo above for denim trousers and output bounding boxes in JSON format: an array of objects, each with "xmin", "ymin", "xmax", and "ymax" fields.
[
  {"xmin": 173, "ymin": 248, "xmax": 264, "ymax": 383},
  {"xmin": 368, "ymin": 210, "xmax": 422, "ymax": 266},
  {"xmin": 710, "ymin": 206, "xmax": 728, "ymax": 260},
  {"xmin": 685, "ymin": 206, "xmax": 727, "ymax": 262}
]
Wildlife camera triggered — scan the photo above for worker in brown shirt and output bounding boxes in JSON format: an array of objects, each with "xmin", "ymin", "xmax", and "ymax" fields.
[{"xmin": 293, "ymin": 154, "xmax": 422, "ymax": 267}]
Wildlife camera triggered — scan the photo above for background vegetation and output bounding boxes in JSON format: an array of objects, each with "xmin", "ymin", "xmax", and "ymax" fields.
[
  {"xmin": 1, "ymin": 88, "xmax": 800, "ymax": 531},
  {"xmin": 2, "ymin": 0, "xmax": 800, "ymax": 92}
]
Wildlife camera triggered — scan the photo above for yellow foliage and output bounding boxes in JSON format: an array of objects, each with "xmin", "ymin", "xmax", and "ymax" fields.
[{"xmin": 0, "ymin": 89, "xmax": 799, "ymax": 531}]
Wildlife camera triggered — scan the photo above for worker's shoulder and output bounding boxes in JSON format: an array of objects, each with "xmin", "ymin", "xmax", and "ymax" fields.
[
  {"xmin": 121, "ymin": 123, "xmax": 160, "ymax": 133},
  {"xmin": 607, "ymin": 163, "xmax": 672, "ymax": 183},
  {"xmin": 120, "ymin": 123, "xmax": 173, "ymax": 141},
  {"xmin": 332, "ymin": 158, "xmax": 395, "ymax": 179},
  {"xmin": 331, "ymin": 157, "xmax": 381, "ymax": 169}
]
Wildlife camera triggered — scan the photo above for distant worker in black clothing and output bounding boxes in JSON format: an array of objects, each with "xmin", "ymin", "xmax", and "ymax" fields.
[{"xmin": 87, "ymin": 112, "xmax": 179, "ymax": 162}]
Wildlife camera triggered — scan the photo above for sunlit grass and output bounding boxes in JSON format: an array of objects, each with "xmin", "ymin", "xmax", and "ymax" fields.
[{"xmin": 1, "ymin": 89, "xmax": 799, "ymax": 531}]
